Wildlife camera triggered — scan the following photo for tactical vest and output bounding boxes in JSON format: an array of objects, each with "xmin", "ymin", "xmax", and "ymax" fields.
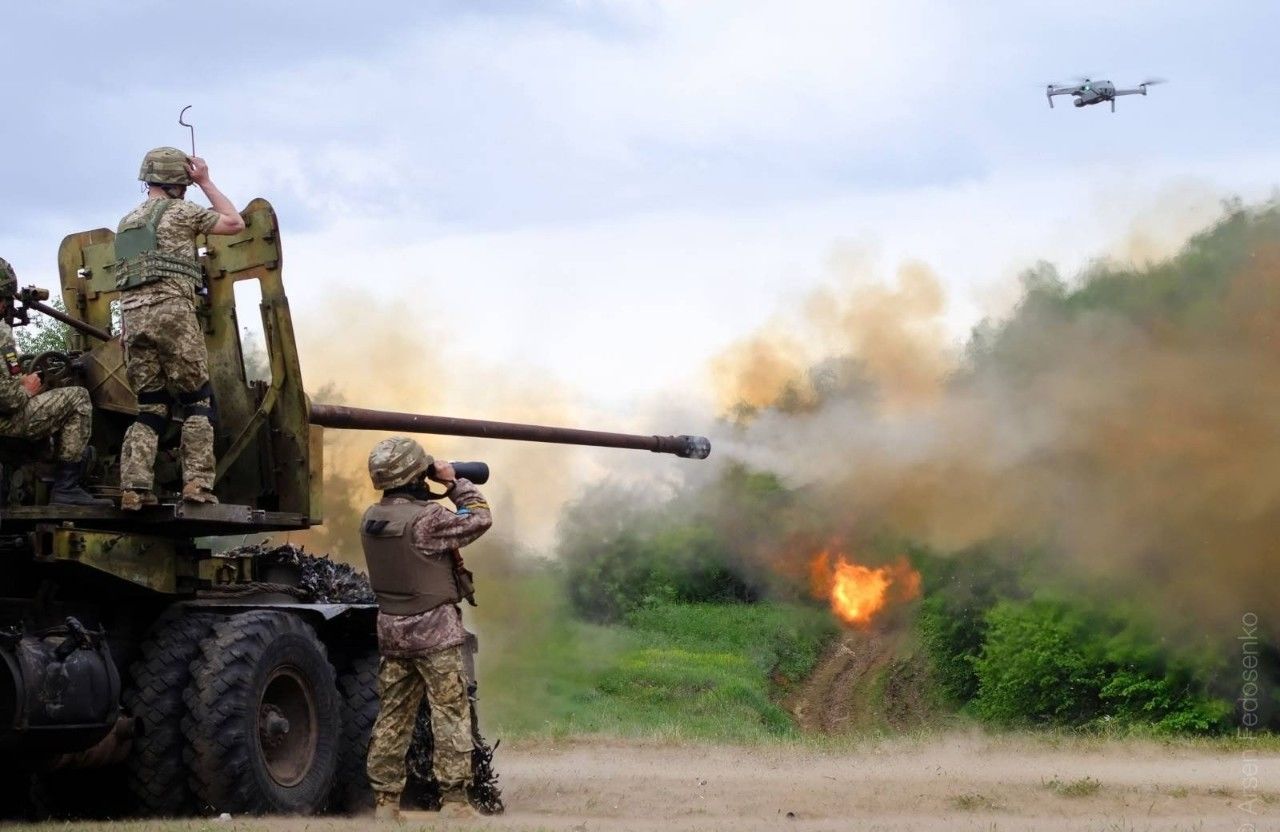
[
  {"xmin": 113, "ymin": 199, "xmax": 203, "ymax": 291},
  {"xmin": 360, "ymin": 498, "xmax": 472, "ymax": 616}
]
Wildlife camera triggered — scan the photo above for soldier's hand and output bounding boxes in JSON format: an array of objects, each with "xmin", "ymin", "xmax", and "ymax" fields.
[
  {"xmin": 186, "ymin": 157, "xmax": 211, "ymax": 186},
  {"xmin": 428, "ymin": 461, "xmax": 457, "ymax": 484},
  {"xmin": 20, "ymin": 374, "xmax": 42, "ymax": 397}
]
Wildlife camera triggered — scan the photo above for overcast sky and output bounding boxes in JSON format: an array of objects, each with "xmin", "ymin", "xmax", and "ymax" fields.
[{"xmin": 3, "ymin": 1, "xmax": 1279, "ymax": 417}]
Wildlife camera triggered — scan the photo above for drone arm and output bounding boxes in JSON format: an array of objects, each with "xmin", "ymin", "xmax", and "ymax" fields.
[
  {"xmin": 1112, "ymin": 87, "xmax": 1146, "ymax": 97},
  {"xmin": 1046, "ymin": 86, "xmax": 1081, "ymax": 109}
]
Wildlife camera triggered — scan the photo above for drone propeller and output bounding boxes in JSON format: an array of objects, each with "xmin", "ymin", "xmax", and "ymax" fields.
[{"xmin": 1139, "ymin": 77, "xmax": 1168, "ymax": 87}]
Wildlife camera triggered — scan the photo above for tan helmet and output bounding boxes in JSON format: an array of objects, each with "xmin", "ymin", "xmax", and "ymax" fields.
[
  {"xmin": 138, "ymin": 147, "xmax": 192, "ymax": 186},
  {"xmin": 0, "ymin": 257, "xmax": 15, "ymax": 298},
  {"xmin": 368, "ymin": 436, "xmax": 434, "ymax": 490}
]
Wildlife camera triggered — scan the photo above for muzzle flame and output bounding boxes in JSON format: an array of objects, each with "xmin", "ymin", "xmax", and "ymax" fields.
[{"xmin": 809, "ymin": 551, "xmax": 921, "ymax": 627}]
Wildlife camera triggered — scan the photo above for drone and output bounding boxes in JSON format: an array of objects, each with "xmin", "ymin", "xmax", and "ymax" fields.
[{"xmin": 1046, "ymin": 77, "xmax": 1166, "ymax": 112}]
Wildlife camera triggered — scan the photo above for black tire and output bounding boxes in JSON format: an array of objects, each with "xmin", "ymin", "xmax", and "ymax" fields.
[
  {"xmin": 123, "ymin": 612, "xmax": 214, "ymax": 816},
  {"xmin": 334, "ymin": 650, "xmax": 379, "ymax": 813},
  {"xmin": 183, "ymin": 611, "xmax": 340, "ymax": 814}
]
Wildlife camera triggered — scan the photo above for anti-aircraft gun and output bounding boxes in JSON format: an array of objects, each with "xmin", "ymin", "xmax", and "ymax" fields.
[{"xmin": 0, "ymin": 199, "xmax": 710, "ymax": 817}]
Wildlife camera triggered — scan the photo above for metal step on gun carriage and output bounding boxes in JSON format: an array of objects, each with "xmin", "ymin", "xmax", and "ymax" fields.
[{"xmin": 0, "ymin": 198, "xmax": 711, "ymax": 817}]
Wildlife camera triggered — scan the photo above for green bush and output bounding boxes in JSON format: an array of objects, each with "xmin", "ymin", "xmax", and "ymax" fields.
[
  {"xmin": 972, "ymin": 599, "xmax": 1102, "ymax": 723},
  {"xmin": 913, "ymin": 546, "xmax": 1025, "ymax": 704},
  {"xmin": 972, "ymin": 596, "xmax": 1230, "ymax": 733},
  {"xmin": 559, "ymin": 464, "xmax": 790, "ymax": 621}
]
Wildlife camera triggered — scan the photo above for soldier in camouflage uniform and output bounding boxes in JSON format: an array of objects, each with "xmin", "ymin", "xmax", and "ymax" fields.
[
  {"xmin": 361, "ymin": 436, "xmax": 492, "ymax": 821},
  {"xmin": 0, "ymin": 258, "xmax": 108, "ymax": 505},
  {"xmin": 115, "ymin": 147, "xmax": 245, "ymax": 510}
]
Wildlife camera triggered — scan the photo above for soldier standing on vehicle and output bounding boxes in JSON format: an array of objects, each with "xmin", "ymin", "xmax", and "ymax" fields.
[
  {"xmin": 361, "ymin": 436, "xmax": 492, "ymax": 821},
  {"xmin": 0, "ymin": 258, "xmax": 109, "ymax": 506},
  {"xmin": 115, "ymin": 147, "xmax": 245, "ymax": 510}
]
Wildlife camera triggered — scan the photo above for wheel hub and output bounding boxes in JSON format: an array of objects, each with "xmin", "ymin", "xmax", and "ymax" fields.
[
  {"xmin": 257, "ymin": 666, "xmax": 318, "ymax": 787},
  {"xmin": 259, "ymin": 705, "xmax": 291, "ymax": 748}
]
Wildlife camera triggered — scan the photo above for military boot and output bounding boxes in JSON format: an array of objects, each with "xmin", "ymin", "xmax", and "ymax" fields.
[
  {"xmin": 50, "ymin": 462, "xmax": 111, "ymax": 506},
  {"xmin": 120, "ymin": 489, "xmax": 159, "ymax": 511},
  {"xmin": 438, "ymin": 788, "xmax": 481, "ymax": 820},
  {"xmin": 373, "ymin": 791, "xmax": 402, "ymax": 822},
  {"xmin": 182, "ymin": 481, "xmax": 219, "ymax": 504}
]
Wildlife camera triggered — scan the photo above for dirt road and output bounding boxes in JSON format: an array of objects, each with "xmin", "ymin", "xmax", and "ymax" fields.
[
  {"xmin": 455, "ymin": 735, "xmax": 1269, "ymax": 831},
  {"xmin": 20, "ymin": 733, "xmax": 1263, "ymax": 832}
]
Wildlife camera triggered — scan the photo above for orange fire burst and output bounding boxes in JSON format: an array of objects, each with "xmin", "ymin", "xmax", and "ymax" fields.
[{"xmin": 808, "ymin": 551, "xmax": 921, "ymax": 627}]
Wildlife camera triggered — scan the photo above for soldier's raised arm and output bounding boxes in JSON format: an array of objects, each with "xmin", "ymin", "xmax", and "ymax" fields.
[{"xmin": 185, "ymin": 157, "xmax": 244, "ymax": 235}]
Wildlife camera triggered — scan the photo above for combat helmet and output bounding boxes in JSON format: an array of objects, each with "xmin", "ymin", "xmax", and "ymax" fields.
[
  {"xmin": 138, "ymin": 147, "xmax": 192, "ymax": 186},
  {"xmin": 368, "ymin": 436, "xmax": 434, "ymax": 490},
  {"xmin": 0, "ymin": 257, "xmax": 17, "ymax": 299}
]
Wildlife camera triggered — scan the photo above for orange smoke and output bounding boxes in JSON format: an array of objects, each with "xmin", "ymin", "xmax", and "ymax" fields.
[{"xmin": 808, "ymin": 552, "xmax": 921, "ymax": 627}]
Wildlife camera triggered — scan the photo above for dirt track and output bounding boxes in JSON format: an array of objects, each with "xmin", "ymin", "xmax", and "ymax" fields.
[
  {"xmin": 453, "ymin": 735, "xmax": 1270, "ymax": 831},
  {"xmin": 31, "ymin": 734, "xmax": 1259, "ymax": 832},
  {"xmin": 4, "ymin": 735, "xmax": 1270, "ymax": 831}
]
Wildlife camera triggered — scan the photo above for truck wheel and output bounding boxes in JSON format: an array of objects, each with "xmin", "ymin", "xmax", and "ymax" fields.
[
  {"xmin": 183, "ymin": 611, "xmax": 340, "ymax": 814},
  {"xmin": 123, "ymin": 612, "xmax": 214, "ymax": 815},
  {"xmin": 334, "ymin": 650, "xmax": 379, "ymax": 813}
]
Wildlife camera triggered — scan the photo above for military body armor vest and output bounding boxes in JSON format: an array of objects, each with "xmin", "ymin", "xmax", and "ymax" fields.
[
  {"xmin": 113, "ymin": 199, "xmax": 203, "ymax": 291},
  {"xmin": 360, "ymin": 498, "xmax": 470, "ymax": 616}
]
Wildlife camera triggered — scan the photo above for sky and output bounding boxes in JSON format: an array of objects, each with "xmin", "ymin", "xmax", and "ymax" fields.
[{"xmin": 3, "ymin": 0, "xmax": 1279, "ymax": 423}]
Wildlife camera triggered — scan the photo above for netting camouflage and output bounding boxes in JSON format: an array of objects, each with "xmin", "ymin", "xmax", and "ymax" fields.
[{"xmin": 223, "ymin": 542, "xmax": 505, "ymax": 814}]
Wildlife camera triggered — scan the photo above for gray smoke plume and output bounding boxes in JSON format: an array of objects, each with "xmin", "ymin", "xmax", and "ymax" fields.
[{"xmin": 712, "ymin": 200, "xmax": 1280, "ymax": 637}]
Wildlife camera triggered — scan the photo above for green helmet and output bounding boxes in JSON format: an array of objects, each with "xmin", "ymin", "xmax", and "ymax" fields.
[
  {"xmin": 368, "ymin": 436, "xmax": 434, "ymax": 491},
  {"xmin": 138, "ymin": 146, "xmax": 192, "ymax": 186},
  {"xmin": 0, "ymin": 257, "xmax": 16, "ymax": 298}
]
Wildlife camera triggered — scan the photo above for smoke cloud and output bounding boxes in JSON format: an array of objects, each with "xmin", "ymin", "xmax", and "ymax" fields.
[
  {"xmin": 289, "ymin": 296, "xmax": 615, "ymax": 563},
  {"xmin": 713, "ymin": 201, "xmax": 1280, "ymax": 633}
]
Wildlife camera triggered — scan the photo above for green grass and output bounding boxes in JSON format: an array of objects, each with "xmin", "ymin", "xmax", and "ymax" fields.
[
  {"xmin": 950, "ymin": 792, "xmax": 1003, "ymax": 811},
  {"xmin": 473, "ymin": 574, "xmax": 836, "ymax": 742},
  {"xmin": 1044, "ymin": 775, "xmax": 1103, "ymax": 797}
]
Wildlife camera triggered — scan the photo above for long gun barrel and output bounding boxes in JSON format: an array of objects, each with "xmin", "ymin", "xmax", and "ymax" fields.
[
  {"xmin": 13, "ymin": 287, "xmax": 113, "ymax": 342},
  {"xmin": 308, "ymin": 402, "xmax": 712, "ymax": 459},
  {"xmin": 25, "ymin": 298, "xmax": 113, "ymax": 342}
]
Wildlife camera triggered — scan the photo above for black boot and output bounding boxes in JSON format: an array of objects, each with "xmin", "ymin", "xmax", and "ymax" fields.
[{"xmin": 50, "ymin": 463, "xmax": 112, "ymax": 507}]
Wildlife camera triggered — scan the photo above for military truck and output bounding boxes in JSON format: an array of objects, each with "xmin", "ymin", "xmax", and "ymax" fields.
[{"xmin": 0, "ymin": 199, "xmax": 710, "ymax": 817}]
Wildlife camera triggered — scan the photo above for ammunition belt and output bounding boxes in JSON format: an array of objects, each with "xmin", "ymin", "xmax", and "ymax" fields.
[{"xmin": 115, "ymin": 251, "xmax": 202, "ymax": 291}]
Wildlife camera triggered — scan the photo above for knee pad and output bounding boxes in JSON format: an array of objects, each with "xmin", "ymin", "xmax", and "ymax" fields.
[
  {"xmin": 137, "ymin": 388, "xmax": 174, "ymax": 407},
  {"xmin": 134, "ymin": 389, "xmax": 173, "ymax": 433},
  {"xmin": 178, "ymin": 382, "xmax": 217, "ymax": 422},
  {"xmin": 134, "ymin": 410, "xmax": 169, "ymax": 433}
]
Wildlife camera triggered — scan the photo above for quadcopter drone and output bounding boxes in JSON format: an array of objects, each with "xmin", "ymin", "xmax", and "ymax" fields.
[{"xmin": 1046, "ymin": 77, "xmax": 1166, "ymax": 112}]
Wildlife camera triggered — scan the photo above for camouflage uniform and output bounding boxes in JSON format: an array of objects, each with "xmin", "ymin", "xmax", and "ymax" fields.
[
  {"xmin": 364, "ymin": 478, "xmax": 492, "ymax": 802},
  {"xmin": 117, "ymin": 197, "xmax": 219, "ymax": 492},
  {"xmin": 0, "ymin": 321, "xmax": 92, "ymax": 461}
]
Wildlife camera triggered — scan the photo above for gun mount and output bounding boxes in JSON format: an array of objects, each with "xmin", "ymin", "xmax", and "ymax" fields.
[{"xmin": 0, "ymin": 198, "xmax": 710, "ymax": 818}]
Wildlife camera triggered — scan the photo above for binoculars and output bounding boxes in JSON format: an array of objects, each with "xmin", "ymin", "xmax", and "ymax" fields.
[{"xmin": 428, "ymin": 461, "xmax": 489, "ymax": 485}]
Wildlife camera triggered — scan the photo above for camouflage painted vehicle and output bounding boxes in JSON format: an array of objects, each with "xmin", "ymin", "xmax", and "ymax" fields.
[{"xmin": 0, "ymin": 199, "xmax": 710, "ymax": 818}]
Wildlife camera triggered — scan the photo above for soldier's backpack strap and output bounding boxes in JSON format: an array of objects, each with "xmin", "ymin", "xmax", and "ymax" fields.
[{"xmin": 113, "ymin": 199, "xmax": 203, "ymax": 291}]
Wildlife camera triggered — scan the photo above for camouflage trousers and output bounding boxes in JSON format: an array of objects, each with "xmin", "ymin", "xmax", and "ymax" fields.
[
  {"xmin": 0, "ymin": 386, "xmax": 92, "ymax": 463},
  {"xmin": 120, "ymin": 298, "xmax": 214, "ymax": 491},
  {"xmin": 367, "ymin": 645, "xmax": 473, "ymax": 796}
]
